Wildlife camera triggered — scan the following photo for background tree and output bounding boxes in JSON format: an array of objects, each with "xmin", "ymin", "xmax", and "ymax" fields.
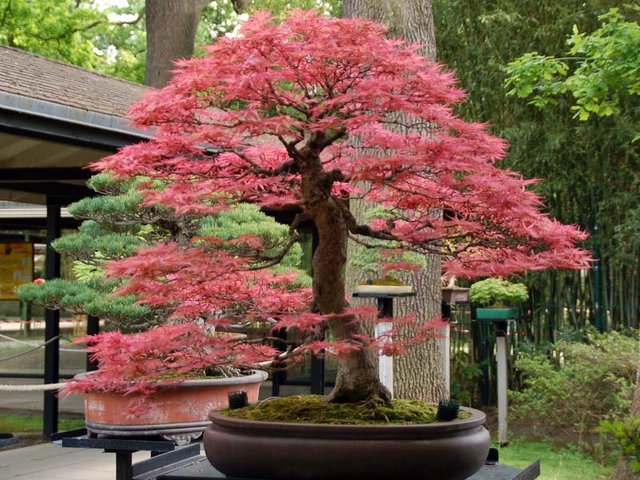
[
  {"xmin": 433, "ymin": 0, "xmax": 640, "ymax": 335},
  {"xmin": 94, "ymin": 12, "xmax": 589, "ymax": 404},
  {"xmin": 144, "ymin": 0, "xmax": 211, "ymax": 87},
  {"xmin": 343, "ymin": 0, "xmax": 445, "ymax": 403},
  {"xmin": 0, "ymin": 0, "xmax": 111, "ymax": 69},
  {"xmin": 146, "ymin": 0, "xmax": 340, "ymax": 87},
  {"xmin": 504, "ymin": 10, "xmax": 640, "ymax": 478}
]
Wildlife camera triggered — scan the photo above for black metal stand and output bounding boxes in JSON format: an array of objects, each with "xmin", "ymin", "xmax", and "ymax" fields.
[
  {"xmin": 51, "ymin": 429, "xmax": 186, "ymax": 480},
  {"xmin": 0, "ymin": 433, "xmax": 18, "ymax": 449},
  {"xmin": 53, "ymin": 430, "xmax": 540, "ymax": 480}
]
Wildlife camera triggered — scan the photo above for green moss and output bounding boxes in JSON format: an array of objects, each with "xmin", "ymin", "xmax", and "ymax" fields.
[{"xmin": 222, "ymin": 395, "xmax": 470, "ymax": 425}]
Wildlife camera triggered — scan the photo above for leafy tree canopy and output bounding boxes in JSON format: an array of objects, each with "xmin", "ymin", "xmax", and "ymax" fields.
[
  {"xmin": 0, "ymin": 0, "xmax": 339, "ymax": 83},
  {"xmin": 505, "ymin": 9, "xmax": 640, "ymax": 134}
]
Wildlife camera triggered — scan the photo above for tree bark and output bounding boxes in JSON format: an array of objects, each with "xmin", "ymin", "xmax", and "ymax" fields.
[
  {"xmin": 145, "ymin": 0, "xmax": 211, "ymax": 88},
  {"xmin": 343, "ymin": 0, "xmax": 447, "ymax": 403},
  {"xmin": 301, "ymin": 147, "xmax": 389, "ymax": 403}
]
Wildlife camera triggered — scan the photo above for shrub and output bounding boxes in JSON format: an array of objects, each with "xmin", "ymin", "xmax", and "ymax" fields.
[
  {"xmin": 510, "ymin": 329, "xmax": 636, "ymax": 453},
  {"xmin": 599, "ymin": 416, "xmax": 640, "ymax": 473}
]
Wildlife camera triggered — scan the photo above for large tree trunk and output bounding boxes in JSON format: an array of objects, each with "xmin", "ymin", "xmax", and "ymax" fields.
[
  {"xmin": 145, "ymin": 0, "xmax": 211, "ymax": 88},
  {"xmin": 343, "ymin": 0, "xmax": 447, "ymax": 403}
]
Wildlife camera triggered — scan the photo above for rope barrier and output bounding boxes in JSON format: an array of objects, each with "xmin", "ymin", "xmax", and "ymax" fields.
[
  {"xmin": 0, "ymin": 332, "xmax": 86, "ymax": 354},
  {"xmin": 0, "ymin": 336, "xmax": 60, "ymax": 362},
  {"xmin": 0, "ymin": 383, "xmax": 66, "ymax": 391}
]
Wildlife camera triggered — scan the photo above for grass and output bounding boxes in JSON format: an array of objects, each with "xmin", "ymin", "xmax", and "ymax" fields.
[
  {"xmin": 0, "ymin": 414, "xmax": 85, "ymax": 433},
  {"xmin": 498, "ymin": 440, "xmax": 613, "ymax": 480}
]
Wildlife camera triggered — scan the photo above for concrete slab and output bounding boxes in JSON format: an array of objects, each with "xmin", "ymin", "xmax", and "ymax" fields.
[{"xmin": 0, "ymin": 442, "xmax": 149, "ymax": 480}]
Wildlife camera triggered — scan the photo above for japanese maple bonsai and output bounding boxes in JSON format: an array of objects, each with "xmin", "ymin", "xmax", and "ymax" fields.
[{"xmin": 90, "ymin": 11, "xmax": 590, "ymax": 479}]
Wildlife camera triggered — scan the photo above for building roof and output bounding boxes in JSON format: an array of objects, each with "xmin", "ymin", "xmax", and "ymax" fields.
[
  {"xmin": 0, "ymin": 46, "xmax": 150, "ymax": 205},
  {"xmin": 0, "ymin": 45, "xmax": 147, "ymax": 117}
]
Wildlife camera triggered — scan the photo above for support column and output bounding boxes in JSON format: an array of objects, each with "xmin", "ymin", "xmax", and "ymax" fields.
[
  {"xmin": 44, "ymin": 202, "xmax": 61, "ymax": 437},
  {"xmin": 377, "ymin": 297, "xmax": 394, "ymax": 397},
  {"xmin": 496, "ymin": 320, "xmax": 509, "ymax": 446},
  {"xmin": 86, "ymin": 315, "xmax": 100, "ymax": 371}
]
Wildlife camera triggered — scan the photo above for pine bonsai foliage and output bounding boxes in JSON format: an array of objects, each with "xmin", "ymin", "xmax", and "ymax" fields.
[
  {"xmin": 53, "ymin": 12, "xmax": 590, "ymax": 402},
  {"xmin": 18, "ymin": 173, "xmax": 308, "ymax": 333}
]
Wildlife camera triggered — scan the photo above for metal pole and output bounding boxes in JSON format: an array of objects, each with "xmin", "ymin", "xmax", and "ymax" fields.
[
  {"xmin": 441, "ymin": 301, "xmax": 452, "ymax": 398},
  {"xmin": 115, "ymin": 452, "xmax": 133, "ymax": 480},
  {"xmin": 44, "ymin": 202, "xmax": 61, "ymax": 437}
]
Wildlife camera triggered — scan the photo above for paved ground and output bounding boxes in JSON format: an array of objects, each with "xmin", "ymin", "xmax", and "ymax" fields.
[{"xmin": 0, "ymin": 441, "xmax": 151, "ymax": 480}]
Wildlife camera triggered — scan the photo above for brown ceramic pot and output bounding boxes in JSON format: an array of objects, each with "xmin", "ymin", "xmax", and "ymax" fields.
[
  {"xmin": 82, "ymin": 370, "xmax": 267, "ymax": 443},
  {"xmin": 204, "ymin": 406, "xmax": 490, "ymax": 480}
]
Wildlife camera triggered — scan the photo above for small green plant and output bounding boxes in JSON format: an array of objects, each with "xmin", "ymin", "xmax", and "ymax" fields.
[
  {"xmin": 469, "ymin": 278, "xmax": 528, "ymax": 306},
  {"xmin": 599, "ymin": 416, "xmax": 640, "ymax": 473}
]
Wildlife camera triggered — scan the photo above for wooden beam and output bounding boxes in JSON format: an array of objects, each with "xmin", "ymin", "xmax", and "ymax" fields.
[{"xmin": 0, "ymin": 167, "xmax": 91, "ymax": 182}]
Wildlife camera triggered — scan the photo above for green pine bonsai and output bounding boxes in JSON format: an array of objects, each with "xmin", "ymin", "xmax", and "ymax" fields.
[
  {"xmin": 468, "ymin": 278, "xmax": 529, "ymax": 307},
  {"xmin": 17, "ymin": 173, "xmax": 309, "ymax": 333}
]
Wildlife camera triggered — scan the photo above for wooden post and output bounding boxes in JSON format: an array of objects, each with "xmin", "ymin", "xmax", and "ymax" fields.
[
  {"xmin": 496, "ymin": 320, "xmax": 509, "ymax": 446},
  {"xmin": 44, "ymin": 202, "xmax": 61, "ymax": 437}
]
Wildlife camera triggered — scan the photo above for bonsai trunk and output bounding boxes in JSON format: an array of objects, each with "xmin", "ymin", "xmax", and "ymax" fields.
[{"xmin": 311, "ymin": 198, "xmax": 391, "ymax": 403}]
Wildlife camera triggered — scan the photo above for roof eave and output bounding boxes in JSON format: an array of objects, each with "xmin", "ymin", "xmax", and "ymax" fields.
[{"xmin": 0, "ymin": 91, "xmax": 150, "ymax": 151}]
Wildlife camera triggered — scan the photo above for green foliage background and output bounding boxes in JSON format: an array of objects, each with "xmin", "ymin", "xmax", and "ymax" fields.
[
  {"xmin": 510, "ymin": 330, "xmax": 637, "ymax": 455},
  {"xmin": 0, "ymin": 0, "xmax": 340, "ymax": 84},
  {"xmin": 433, "ymin": 0, "xmax": 640, "ymax": 331}
]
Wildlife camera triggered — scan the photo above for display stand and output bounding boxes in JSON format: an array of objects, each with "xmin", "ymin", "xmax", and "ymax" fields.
[
  {"xmin": 352, "ymin": 287, "xmax": 415, "ymax": 396},
  {"xmin": 52, "ymin": 429, "xmax": 540, "ymax": 480}
]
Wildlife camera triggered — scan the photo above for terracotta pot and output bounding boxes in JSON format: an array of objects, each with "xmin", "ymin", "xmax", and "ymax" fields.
[
  {"xmin": 204, "ymin": 406, "xmax": 490, "ymax": 480},
  {"xmin": 81, "ymin": 369, "xmax": 267, "ymax": 443}
]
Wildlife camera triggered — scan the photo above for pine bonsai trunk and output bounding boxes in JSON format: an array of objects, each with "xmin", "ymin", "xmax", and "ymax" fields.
[{"xmin": 311, "ymin": 198, "xmax": 390, "ymax": 403}]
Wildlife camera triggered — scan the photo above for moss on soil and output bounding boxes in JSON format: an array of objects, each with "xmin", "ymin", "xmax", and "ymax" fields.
[{"xmin": 222, "ymin": 395, "xmax": 470, "ymax": 425}]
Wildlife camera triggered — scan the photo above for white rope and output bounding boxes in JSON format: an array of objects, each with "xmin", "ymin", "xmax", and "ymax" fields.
[
  {"xmin": 0, "ymin": 336, "xmax": 60, "ymax": 362},
  {"xmin": 0, "ymin": 383, "xmax": 66, "ymax": 391},
  {"xmin": 0, "ymin": 332, "xmax": 86, "ymax": 354},
  {"xmin": 0, "ymin": 332, "xmax": 42, "ymax": 346}
]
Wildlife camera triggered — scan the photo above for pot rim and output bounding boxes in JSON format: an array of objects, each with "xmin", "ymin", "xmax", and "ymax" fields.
[
  {"xmin": 209, "ymin": 405, "xmax": 486, "ymax": 436},
  {"xmin": 76, "ymin": 368, "xmax": 268, "ymax": 390}
]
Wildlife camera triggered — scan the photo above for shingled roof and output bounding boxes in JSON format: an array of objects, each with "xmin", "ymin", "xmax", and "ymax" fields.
[
  {"xmin": 0, "ymin": 46, "xmax": 150, "ymax": 205},
  {"xmin": 0, "ymin": 45, "xmax": 147, "ymax": 117}
]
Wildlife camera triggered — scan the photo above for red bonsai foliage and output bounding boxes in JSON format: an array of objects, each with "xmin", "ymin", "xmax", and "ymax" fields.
[
  {"xmin": 92, "ymin": 11, "xmax": 590, "ymax": 403},
  {"xmin": 65, "ymin": 323, "xmax": 277, "ymax": 396}
]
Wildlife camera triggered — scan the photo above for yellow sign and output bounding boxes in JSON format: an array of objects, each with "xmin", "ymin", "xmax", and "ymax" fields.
[{"xmin": 0, "ymin": 242, "xmax": 34, "ymax": 300}]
